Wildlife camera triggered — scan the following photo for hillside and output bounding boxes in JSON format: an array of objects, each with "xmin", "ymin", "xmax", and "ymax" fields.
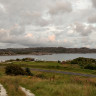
[{"xmin": 0, "ymin": 47, "xmax": 96, "ymax": 55}]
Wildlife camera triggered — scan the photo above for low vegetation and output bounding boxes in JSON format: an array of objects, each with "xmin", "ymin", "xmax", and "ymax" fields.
[
  {"xmin": 0, "ymin": 57, "xmax": 95, "ymax": 75},
  {"xmin": 5, "ymin": 65, "xmax": 26, "ymax": 76},
  {"xmin": 6, "ymin": 57, "xmax": 35, "ymax": 62},
  {"xmin": 66, "ymin": 57, "xmax": 96, "ymax": 70},
  {"xmin": 25, "ymin": 68, "xmax": 33, "ymax": 76},
  {"xmin": 0, "ymin": 57, "xmax": 96, "ymax": 96},
  {"xmin": 1, "ymin": 70, "xmax": 96, "ymax": 96},
  {"xmin": 5, "ymin": 65, "xmax": 33, "ymax": 76}
]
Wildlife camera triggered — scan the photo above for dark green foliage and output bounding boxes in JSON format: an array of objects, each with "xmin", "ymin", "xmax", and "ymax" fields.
[
  {"xmin": 5, "ymin": 65, "xmax": 26, "ymax": 75},
  {"xmin": 69, "ymin": 57, "xmax": 96, "ymax": 70},
  {"xmin": 6, "ymin": 58, "xmax": 35, "ymax": 62},
  {"xmin": 71, "ymin": 57, "xmax": 96, "ymax": 65},
  {"xmin": 6, "ymin": 59, "xmax": 15, "ymax": 62},
  {"xmin": 25, "ymin": 68, "xmax": 33, "ymax": 76},
  {"xmin": 16, "ymin": 58, "xmax": 21, "ymax": 61},
  {"xmin": 58, "ymin": 60, "xmax": 61, "ymax": 63},
  {"xmin": 22, "ymin": 58, "xmax": 35, "ymax": 61},
  {"xmin": 84, "ymin": 64, "xmax": 96, "ymax": 70}
]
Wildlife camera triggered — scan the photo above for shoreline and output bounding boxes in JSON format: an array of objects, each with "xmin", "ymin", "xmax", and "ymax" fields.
[{"xmin": 0, "ymin": 53, "xmax": 96, "ymax": 56}]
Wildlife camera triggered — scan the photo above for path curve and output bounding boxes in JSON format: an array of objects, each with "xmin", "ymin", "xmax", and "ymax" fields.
[
  {"xmin": 20, "ymin": 86, "xmax": 35, "ymax": 96},
  {"xmin": 0, "ymin": 84, "xmax": 7, "ymax": 96},
  {"xmin": 30, "ymin": 68, "xmax": 96, "ymax": 78}
]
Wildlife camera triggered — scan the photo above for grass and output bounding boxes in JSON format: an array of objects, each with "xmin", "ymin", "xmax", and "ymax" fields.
[
  {"xmin": 0, "ymin": 61, "xmax": 96, "ymax": 96},
  {"xmin": 1, "ymin": 61, "xmax": 96, "ymax": 75},
  {"xmin": 0, "ymin": 76, "xmax": 26, "ymax": 96},
  {"xmin": 1, "ymin": 71, "xmax": 96, "ymax": 96}
]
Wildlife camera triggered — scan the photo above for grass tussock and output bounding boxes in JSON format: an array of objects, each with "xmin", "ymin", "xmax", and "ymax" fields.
[
  {"xmin": 0, "ymin": 68, "xmax": 96, "ymax": 96},
  {"xmin": 19, "ymin": 75, "xmax": 96, "ymax": 96},
  {"xmin": 0, "ymin": 76, "xmax": 26, "ymax": 96},
  {"xmin": 0, "ymin": 71, "xmax": 96, "ymax": 96}
]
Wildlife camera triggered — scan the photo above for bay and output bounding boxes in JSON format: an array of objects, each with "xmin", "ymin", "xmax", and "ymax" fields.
[{"xmin": 0, "ymin": 53, "xmax": 96, "ymax": 61}]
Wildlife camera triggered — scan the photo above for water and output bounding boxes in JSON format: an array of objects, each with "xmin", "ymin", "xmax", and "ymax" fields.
[{"xmin": 0, "ymin": 53, "xmax": 96, "ymax": 61}]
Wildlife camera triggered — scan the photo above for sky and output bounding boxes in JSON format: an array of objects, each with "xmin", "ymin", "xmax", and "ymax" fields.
[{"xmin": 0, "ymin": 0, "xmax": 96, "ymax": 48}]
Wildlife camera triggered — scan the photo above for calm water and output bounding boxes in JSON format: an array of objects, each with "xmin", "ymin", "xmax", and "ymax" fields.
[{"xmin": 0, "ymin": 53, "xmax": 96, "ymax": 61}]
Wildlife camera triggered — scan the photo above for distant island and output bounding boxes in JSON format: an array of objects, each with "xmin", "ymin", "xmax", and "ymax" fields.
[{"xmin": 0, "ymin": 47, "xmax": 96, "ymax": 56}]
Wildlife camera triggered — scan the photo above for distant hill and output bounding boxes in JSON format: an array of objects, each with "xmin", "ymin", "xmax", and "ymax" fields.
[{"xmin": 0, "ymin": 47, "xmax": 96, "ymax": 55}]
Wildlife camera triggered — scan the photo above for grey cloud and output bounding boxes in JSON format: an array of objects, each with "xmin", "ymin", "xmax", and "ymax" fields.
[
  {"xmin": 48, "ymin": 1, "xmax": 72, "ymax": 15},
  {"xmin": 0, "ymin": 27, "xmax": 74, "ymax": 48},
  {"xmin": 0, "ymin": 0, "xmax": 50, "ymax": 27},
  {"xmin": 80, "ymin": 37, "xmax": 92, "ymax": 44},
  {"xmin": 88, "ymin": 14, "xmax": 96, "ymax": 23},
  {"xmin": 92, "ymin": 0, "xmax": 96, "ymax": 8},
  {"xmin": 0, "ymin": 0, "xmax": 95, "ymax": 48},
  {"xmin": 80, "ymin": 37, "xmax": 95, "ymax": 48},
  {"xmin": 74, "ymin": 23, "xmax": 94, "ymax": 36},
  {"xmin": 0, "ymin": 0, "xmax": 51, "ymax": 40},
  {"xmin": 9, "ymin": 25, "xmax": 25, "ymax": 36}
]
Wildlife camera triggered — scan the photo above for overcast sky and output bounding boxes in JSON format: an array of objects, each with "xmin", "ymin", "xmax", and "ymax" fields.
[{"xmin": 0, "ymin": 0, "xmax": 96, "ymax": 48}]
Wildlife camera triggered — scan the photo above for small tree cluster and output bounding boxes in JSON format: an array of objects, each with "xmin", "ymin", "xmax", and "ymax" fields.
[
  {"xmin": 25, "ymin": 68, "xmax": 33, "ymax": 76},
  {"xmin": 22, "ymin": 58, "xmax": 35, "ymax": 61},
  {"xmin": 58, "ymin": 60, "xmax": 61, "ymax": 63},
  {"xmin": 5, "ymin": 65, "xmax": 33, "ymax": 76},
  {"xmin": 69, "ymin": 57, "xmax": 96, "ymax": 70},
  {"xmin": 5, "ymin": 65, "xmax": 26, "ymax": 75}
]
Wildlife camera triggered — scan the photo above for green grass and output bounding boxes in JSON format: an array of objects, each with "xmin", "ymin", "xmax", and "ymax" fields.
[
  {"xmin": 1, "ymin": 60, "xmax": 96, "ymax": 96},
  {"xmin": 1, "ymin": 61, "xmax": 96, "ymax": 75},
  {"xmin": 1, "ymin": 71, "xmax": 96, "ymax": 96},
  {"xmin": 14, "ymin": 73, "xmax": 96, "ymax": 96},
  {"xmin": 0, "ymin": 66, "xmax": 96, "ymax": 96}
]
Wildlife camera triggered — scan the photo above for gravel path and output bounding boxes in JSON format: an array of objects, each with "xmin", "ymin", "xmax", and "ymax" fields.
[
  {"xmin": 20, "ymin": 86, "xmax": 35, "ymax": 96},
  {"xmin": 30, "ymin": 68, "xmax": 96, "ymax": 78},
  {"xmin": 0, "ymin": 84, "xmax": 7, "ymax": 96}
]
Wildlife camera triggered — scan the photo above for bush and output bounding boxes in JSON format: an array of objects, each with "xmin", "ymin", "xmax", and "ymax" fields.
[
  {"xmin": 84, "ymin": 64, "xmax": 96, "ymax": 70},
  {"xmin": 70, "ymin": 57, "xmax": 96, "ymax": 66},
  {"xmin": 36, "ymin": 74, "xmax": 46, "ymax": 79},
  {"xmin": 58, "ymin": 60, "xmax": 61, "ymax": 63},
  {"xmin": 5, "ymin": 65, "xmax": 26, "ymax": 75},
  {"xmin": 25, "ymin": 68, "xmax": 33, "ymax": 76},
  {"xmin": 22, "ymin": 58, "xmax": 35, "ymax": 61},
  {"xmin": 16, "ymin": 58, "xmax": 21, "ymax": 61}
]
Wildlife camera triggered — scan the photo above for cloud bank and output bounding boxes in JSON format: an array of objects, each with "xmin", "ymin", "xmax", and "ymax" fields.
[{"xmin": 0, "ymin": 0, "xmax": 95, "ymax": 48}]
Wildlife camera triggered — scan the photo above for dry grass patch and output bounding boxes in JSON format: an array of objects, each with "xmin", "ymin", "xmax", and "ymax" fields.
[{"xmin": 0, "ymin": 76, "xmax": 26, "ymax": 96}]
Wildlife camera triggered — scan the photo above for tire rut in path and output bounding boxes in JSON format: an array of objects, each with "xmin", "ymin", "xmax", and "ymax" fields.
[
  {"xmin": 30, "ymin": 68, "xmax": 96, "ymax": 78},
  {"xmin": 20, "ymin": 86, "xmax": 35, "ymax": 96},
  {"xmin": 0, "ymin": 84, "xmax": 7, "ymax": 96}
]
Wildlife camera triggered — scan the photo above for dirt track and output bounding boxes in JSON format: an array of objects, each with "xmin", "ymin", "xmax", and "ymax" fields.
[
  {"xmin": 0, "ymin": 84, "xmax": 7, "ymax": 96},
  {"xmin": 30, "ymin": 68, "xmax": 96, "ymax": 78}
]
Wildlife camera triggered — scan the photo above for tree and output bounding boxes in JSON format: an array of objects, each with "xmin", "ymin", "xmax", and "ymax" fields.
[
  {"xmin": 5, "ymin": 65, "xmax": 26, "ymax": 76},
  {"xmin": 25, "ymin": 68, "xmax": 33, "ymax": 76}
]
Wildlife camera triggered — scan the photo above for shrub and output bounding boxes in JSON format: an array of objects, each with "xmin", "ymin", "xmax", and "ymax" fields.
[
  {"xmin": 58, "ymin": 60, "xmax": 61, "ymax": 63},
  {"xmin": 16, "ymin": 58, "xmax": 21, "ymax": 61},
  {"xmin": 36, "ymin": 74, "xmax": 46, "ymax": 79},
  {"xmin": 5, "ymin": 65, "xmax": 26, "ymax": 75},
  {"xmin": 25, "ymin": 68, "xmax": 33, "ymax": 76},
  {"xmin": 84, "ymin": 64, "xmax": 96, "ymax": 70},
  {"xmin": 70, "ymin": 57, "xmax": 96, "ymax": 66},
  {"xmin": 22, "ymin": 58, "xmax": 35, "ymax": 61},
  {"xmin": 6, "ymin": 59, "xmax": 15, "ymax": 62}
]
